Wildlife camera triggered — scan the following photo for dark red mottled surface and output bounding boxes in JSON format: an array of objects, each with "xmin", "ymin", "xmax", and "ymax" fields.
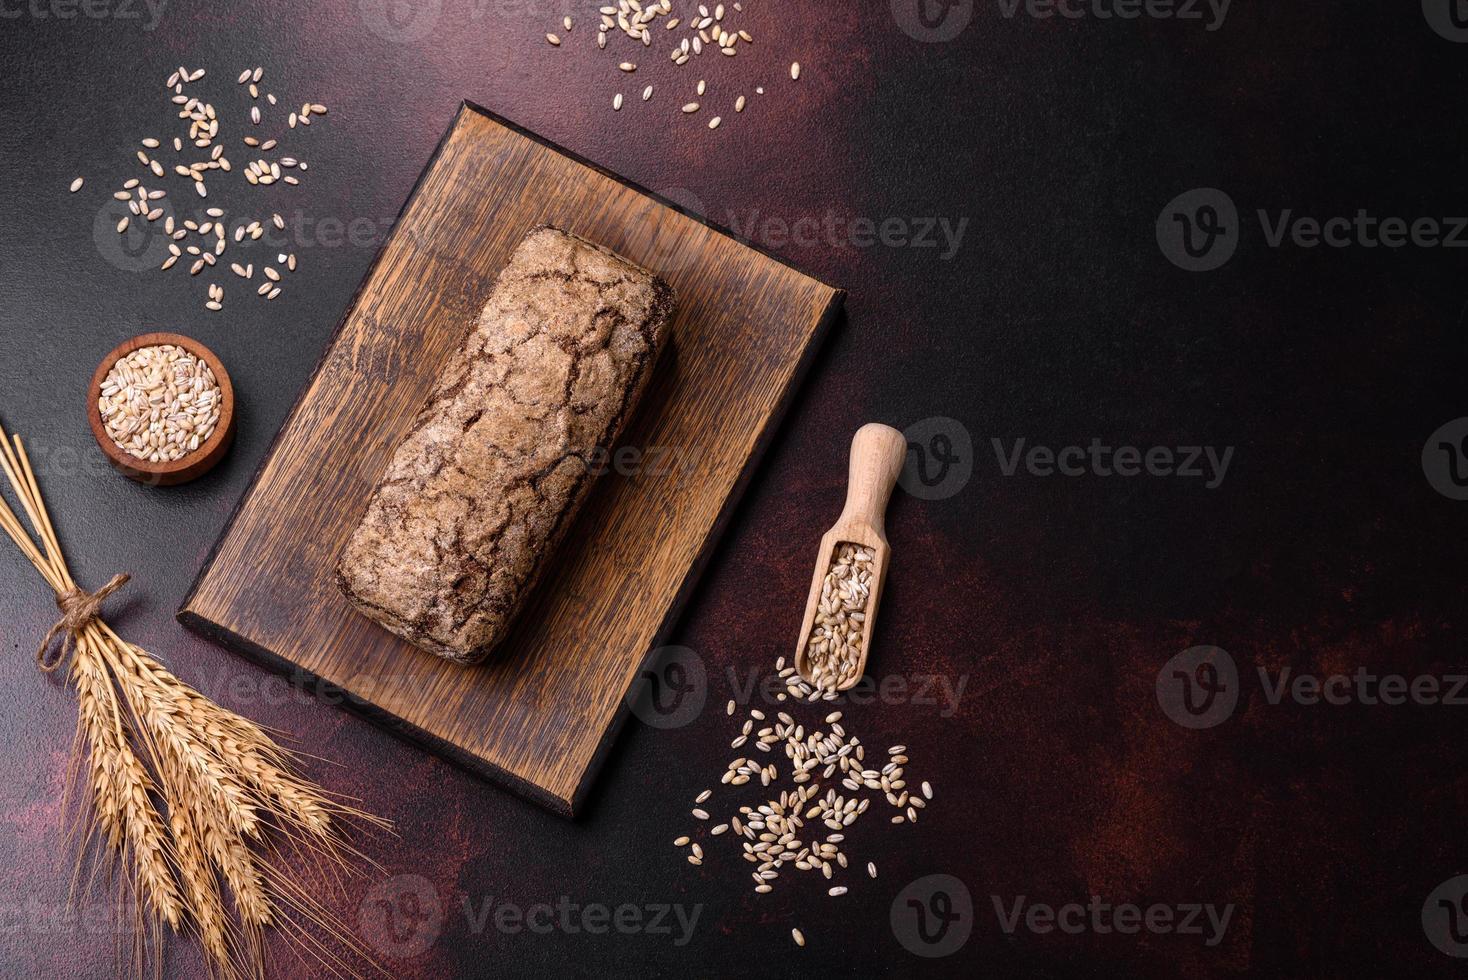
[{"xmin": 1, "ymin": 1, "xmax": 1466, "ymax": 977}]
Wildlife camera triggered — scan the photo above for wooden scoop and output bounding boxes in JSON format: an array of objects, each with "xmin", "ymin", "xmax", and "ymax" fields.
[{"xmin": 795, "ymin": 423, "xmax": 908, "ymax": 692}]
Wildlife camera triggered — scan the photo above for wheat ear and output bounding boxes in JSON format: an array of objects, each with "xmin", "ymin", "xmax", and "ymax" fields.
[{"xmin": 0, "ymin": 421, "xmax": 391, "ymax": 978}]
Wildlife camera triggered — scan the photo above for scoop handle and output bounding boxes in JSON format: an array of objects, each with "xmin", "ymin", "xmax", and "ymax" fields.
[{"xmin": 840, "ymin": 423, "xmax": 908, "ymax": 537}]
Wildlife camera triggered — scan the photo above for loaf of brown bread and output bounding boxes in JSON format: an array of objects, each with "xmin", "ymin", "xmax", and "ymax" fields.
[{"xmin": 336, "ymin": 226, "xmax": 675, "ymax": 663}]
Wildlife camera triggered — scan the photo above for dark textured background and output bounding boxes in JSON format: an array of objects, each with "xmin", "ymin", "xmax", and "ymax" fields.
[{"xmin": 2, "ymin": 1, "xmax": 1467, "ymax": 977}]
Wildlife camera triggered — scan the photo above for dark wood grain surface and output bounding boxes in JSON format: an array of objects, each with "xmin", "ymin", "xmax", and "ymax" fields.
[
  {"xmin": 0, "ymin": 2, "xmax": 1466, "ymax": 978},
  {"xmin": 180, "ymin": 103, "xmax": 841, "ymax": 816}
]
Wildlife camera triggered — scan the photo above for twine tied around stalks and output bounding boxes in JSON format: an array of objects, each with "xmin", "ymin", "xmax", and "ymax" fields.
[
  {"xmin": 36, "ymin": 573, "xmax": 130, "ymax": 673},
  {"xmin": 0, "ymin": 419, "xmax": 388, "ymax": 978}
]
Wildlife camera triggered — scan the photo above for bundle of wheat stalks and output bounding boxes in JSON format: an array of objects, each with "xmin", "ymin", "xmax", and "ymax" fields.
[{"xmin": 0, "ymin": 421, "xmax": 387, "ymax": 979}]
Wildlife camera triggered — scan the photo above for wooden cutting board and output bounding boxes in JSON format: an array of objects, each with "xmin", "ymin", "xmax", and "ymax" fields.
[{"xmin": 179, "ymin": 102, "xmax": 843, "ymax": 817}]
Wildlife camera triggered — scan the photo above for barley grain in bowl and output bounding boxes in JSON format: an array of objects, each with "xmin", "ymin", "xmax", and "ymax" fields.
[
  {"xmin": 87, "ymin": 332, "xmax": 236, "ymax": 486},
  {"xmin": 101, "ymin": 346, "xmax": 219, "ymax": 462}
]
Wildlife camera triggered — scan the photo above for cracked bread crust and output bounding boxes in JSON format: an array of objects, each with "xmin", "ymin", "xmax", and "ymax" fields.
[{"xmin": 336, "ymin": 226, "xmax": 675, "ymax": 664}]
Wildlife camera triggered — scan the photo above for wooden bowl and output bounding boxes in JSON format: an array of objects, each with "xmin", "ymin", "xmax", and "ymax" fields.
[{"xmin": 88, "ymin": 332, "xmax": 236, "ymax": 486}]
